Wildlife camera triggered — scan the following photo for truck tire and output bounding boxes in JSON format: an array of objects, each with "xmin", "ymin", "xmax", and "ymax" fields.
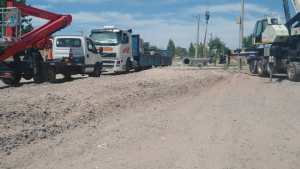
[
  {"xmin": 2, "ymin": 73, "xmax": 21, "ymax": 86},
  {"xmin": 257, "ymin": 60, "xmax": 268, "ymax": 77},
  {"xmin": 125, "ymin": 59, "xmax": 132, "ymax": 73},
  {"xmin": 48, "ymin": 67, "xmax": 57, "ymax": 83},
  {"xmin": 93, "ymin": 65, "xmax": 102, "ymax": 77},
  {"xmin": 89, "ymin": 65, "xmax": 101, "ymax": 77},
  {"xmin": 249, "ymin": 60, "xmax": 257, "ymax": 74},
  {"xmin": 134, "ymin": 66, "xmax": 142, "ymax": 72},
  {"xmin": 287, "ymin": 62, "xmax": 300, "ymax": 82},
  {"xmin": 31, "ymin": 49, "xmax": 46, "ymax": 83},
  {"xmin": 23, "ymin": 73, "xmax": 33, "ymax": 80}
]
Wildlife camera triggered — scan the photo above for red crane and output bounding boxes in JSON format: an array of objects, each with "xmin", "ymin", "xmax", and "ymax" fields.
[
  {"xmin": 0, "ymin": 0, "xmax": 72, "ymax": 85},
  {"xmin": 0, "ymin": 0, "xmax": 72, "ymax": 61}
]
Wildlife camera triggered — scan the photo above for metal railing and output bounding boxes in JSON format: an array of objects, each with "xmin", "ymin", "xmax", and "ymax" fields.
[{"xmin": 0, "ymin": 7, "xmax": 21, "ymax": 46}]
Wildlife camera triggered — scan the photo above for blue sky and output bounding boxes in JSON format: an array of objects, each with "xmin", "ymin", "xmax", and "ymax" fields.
[{"xmin": 28, "ymin": 0, "xmax": 285, "ymax": 49}]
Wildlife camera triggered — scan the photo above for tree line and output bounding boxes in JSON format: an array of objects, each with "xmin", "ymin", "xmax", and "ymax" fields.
[{"xmin": 166, "ymin": 37, "xmax": 231, "ymax": 59}]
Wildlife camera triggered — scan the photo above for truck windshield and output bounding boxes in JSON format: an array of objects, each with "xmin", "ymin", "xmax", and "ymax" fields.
[
  {"xmin": 90, "ymin": 32, "xmax": 120, "ymax": 46},
  {"xmin": 56, "ymin": 38, "xmax": 82, "ymax": 48},
  {"xmin": 271, "ymin": 18, "xmax": 279, "ymax": 25}
]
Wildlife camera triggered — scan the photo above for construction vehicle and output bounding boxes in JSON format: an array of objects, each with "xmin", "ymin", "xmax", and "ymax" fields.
[
  {"xmin": 90, "ymin": 26, "xmax": 172, "ymax": 73},
  {"xmin": 48, "ymin": 35, "xmax": 103, "ymax": 82},
  {"xmin": 246, "ymin": 0, "xmax": 300, "ymax": 81},
  {"xmin": 0, "ymin": 0, "xmax": 72, "ymax": 85},
  {"xmin": 90, "ymin": 26, "xmax": 133, "ymax": 73}
]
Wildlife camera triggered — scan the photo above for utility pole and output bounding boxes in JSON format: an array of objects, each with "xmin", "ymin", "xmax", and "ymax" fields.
[
  {"xmin": 203, "ymin": 11, "xmax": 210, "ymax": 58},
  {"xmin": 194, "ymin": 14, "xmax": 201, "ymax": 58},
  {"xmin": 239, "ymin": 0, "xmax": 245, "ymax": 71}
]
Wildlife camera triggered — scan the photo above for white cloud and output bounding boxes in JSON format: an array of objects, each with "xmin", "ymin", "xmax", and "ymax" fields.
[
  {"xmin": 64, "ymin": 7, "xmax": 264, "ymax": 49},
  {"xmin": 72, "ymin": 12, "xmax": 107, "ymax": 23},
  {"xmin": 33, "ymin": 4, "xmax": 53, "ymax": 10},
  {"xmin": 34, "ymin": 2, "xmax": 275, "ymax": 49},
  {"xmin": 189, "ymin": 3, "xmax": 272, "ymax": 15},
  {"xmin": 45, "ymin": 0, "xmax": 100, "ymax": 3}
]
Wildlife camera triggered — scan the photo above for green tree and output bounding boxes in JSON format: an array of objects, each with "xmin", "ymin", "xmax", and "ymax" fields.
[
  {"xmin": 167, "ymin": 39, "xmax": 176, "ymax": 58},
  {"xmin": 243, "ymin": 35, "xmax": 253, "ymax": 48},
  {"xmin": 208, "ymin": 37, "xmax": 230, "ymax": 65},
  {"xmin": 0, "ymin": 1, "xmax": 6, "ymax": 7},
  {"xmin": 188, "ymin": 43, "xmax": 195, "ymax": 57},
  {"xmin": 175, "ymin": 47, "xmax": 188, "ymax": 58},
  {"xmin": 197, "ymin": 43, "xmax": 208, "ymax": 58},
  {"xmin": 208, "ymin": 37, "xmax": 230, "ymax": 55}
]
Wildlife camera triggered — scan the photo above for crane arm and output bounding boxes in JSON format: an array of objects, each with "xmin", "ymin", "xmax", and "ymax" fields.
[
  {"xmin": 0, "ymin": 1, "xmax": 72, "ymax": 61},
  {"xmin": 283, "ymin": 0, "xmax": 291, "ymax": 22}
]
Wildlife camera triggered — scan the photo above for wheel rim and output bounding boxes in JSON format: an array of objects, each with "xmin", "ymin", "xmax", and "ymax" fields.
[
  {"xmin": 258, "ymin": 63, "xmax": 263, "ymax": 74},
  {"xmin": 250, "ymin": 61, "xmax": 256, "ymax": 73}
]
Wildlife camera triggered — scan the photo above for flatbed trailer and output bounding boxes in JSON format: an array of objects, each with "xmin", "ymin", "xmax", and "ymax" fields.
[{"xmin": 132, "ymin": 34, "xmax": 172, "ymax": 70}]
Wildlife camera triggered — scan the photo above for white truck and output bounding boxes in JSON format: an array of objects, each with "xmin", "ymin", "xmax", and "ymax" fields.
[
  {"xmin": 47, "ymin": 35, "xmax": 103, "ymax": 82},
  {"xmin": 90, "ymin": 26, "xmax": 133, "ymax": 73}
]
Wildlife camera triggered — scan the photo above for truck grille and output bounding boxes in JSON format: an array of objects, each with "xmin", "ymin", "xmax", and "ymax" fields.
[
  {"xmin": 103, "ymin": 60, "xmax": 115, "ymax": 68},
  {"xmin": 102, "ymin": 53, "xmax": 116, "ymax": 58}
]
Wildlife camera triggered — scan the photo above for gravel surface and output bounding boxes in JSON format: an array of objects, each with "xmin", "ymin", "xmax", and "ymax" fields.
[
  {"xmin": 1, "ymin": 67, "xmax": 300, "ymax": 169},
  {"xmin": 0, "ymin": 67, "xmax": 227, "ymax": 155}
]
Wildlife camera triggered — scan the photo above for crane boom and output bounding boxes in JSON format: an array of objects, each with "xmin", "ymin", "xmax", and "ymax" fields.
[
  {"xmin": 0, "ymin": 0, "xmax": 72, "ymax": 61},
  {"xmin": 292, "ymin": 0, "xmax": 300, "ymax": 12},
  {"xmin": 283, "ymin": 0, "xmax": 291, "ymax": 22}
]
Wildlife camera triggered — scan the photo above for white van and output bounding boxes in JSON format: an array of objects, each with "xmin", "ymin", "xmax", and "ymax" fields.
[{"xmin": 47, "ymin": 35, "xmax": 103, "ymax": 82}]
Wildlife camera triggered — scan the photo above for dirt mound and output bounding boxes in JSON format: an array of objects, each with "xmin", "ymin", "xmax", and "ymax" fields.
[{"xmin": 0, "ymin": 68, "xmax": 228, "ymax": 154}]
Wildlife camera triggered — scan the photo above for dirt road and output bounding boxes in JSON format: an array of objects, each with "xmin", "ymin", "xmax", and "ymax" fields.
[{"xmin": 1, "ymin": 67, "xmax": 300, "ymax": 169}]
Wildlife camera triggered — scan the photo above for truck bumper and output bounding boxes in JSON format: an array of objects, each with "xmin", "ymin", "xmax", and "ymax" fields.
[
  {"xmin": 47, "ymin": 61, "xmax": 84, "ymax": 75},
  {"xmin": 102, "ymin": 59, "xmax": 123, "ymax": 73}
]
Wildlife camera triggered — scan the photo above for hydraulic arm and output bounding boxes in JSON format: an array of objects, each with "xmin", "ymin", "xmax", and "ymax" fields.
[{"xmin": 283, "ymin": 0, "xmax": 291, "ymax": 22}]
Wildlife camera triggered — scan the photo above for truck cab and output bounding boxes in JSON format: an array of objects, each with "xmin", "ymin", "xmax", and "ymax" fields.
[
  {"xmin": 90, "ymin": 26, "xmax": 133, "ymax": 73},
  {"xmin": 48, "ymin": 35, "xmax": 103, "ymax": 82},
  {"xmin": 252, "ymin": 17, "xmax": 289, "ymax": 45}
]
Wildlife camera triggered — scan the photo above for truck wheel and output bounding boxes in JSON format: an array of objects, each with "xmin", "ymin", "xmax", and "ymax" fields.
[
  {"xmin": 93, "ymin": 65, "xmax": 102, "ymax": 77},
  {"xmin": 48, "ymin": 67, "xmax": 57, "ymax": 83},
  {"xmin": 249, "ymin": 60, "xmax": 257, "ymax": 74},
  {"xmin": 257, "ymin": 60, "xmax": 267, "ymax": 77},
  {"xmin": 125, "ymin": 59, "xmax": 132, "ymax": 73},
  {"xmin": 89, "ymin": 65, "xmax": 101, "ymax": 77},
  {"xmin": 134, "ymin": 66, "xmax": 142, "ymax": 72},
  {"xmin": 23, "ymin": 73, "xmax": 33, "ymax": 80},
  {"xmin": 2, "ymin": 73, "xmax": 21, "ymax": 86},
  {"xmin": 287, "ymin": 62, "xmax": 300, "ymax": 82},
  {"xmin": 31, "ymin": 49, "xmax": 46, "ymax": 83}
]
